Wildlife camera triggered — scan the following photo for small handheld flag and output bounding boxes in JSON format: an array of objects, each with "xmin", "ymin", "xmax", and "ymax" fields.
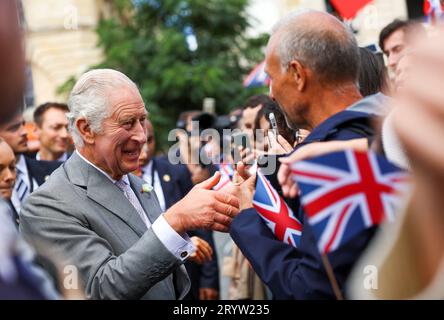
[
  {"xmin": 291, "ymin": 150, "xmax": 410, "ymax": 254},
  {"xmin": 214, "ymin": 162, "xmax": 302, "ymax": 247},
  {"xmin": 243, "ymin": 61, "xmax": 270, "ymax": 88},
  {"xmin": 253, "ymin": 171, "xmax": 302, "ymax": 248},
  {"xmin": 213, "ymin": 163, "xmax": 234, "ymax": 191}
]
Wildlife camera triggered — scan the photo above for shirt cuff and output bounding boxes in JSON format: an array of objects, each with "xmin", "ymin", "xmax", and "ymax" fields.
[{"xmin": 152, "ymin": 214, "xmax": 195, "ymax": 261}]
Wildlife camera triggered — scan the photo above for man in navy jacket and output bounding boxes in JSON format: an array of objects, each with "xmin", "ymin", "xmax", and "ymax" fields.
[{"xmin": 230, "ymin": 11, "xmax": 378, "ymax": 299}]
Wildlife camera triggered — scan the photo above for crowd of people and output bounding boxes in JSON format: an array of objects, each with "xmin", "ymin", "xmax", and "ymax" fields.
[{"xmin": 1, "ymin": 0, "xmax": 444, "ymax": 300}]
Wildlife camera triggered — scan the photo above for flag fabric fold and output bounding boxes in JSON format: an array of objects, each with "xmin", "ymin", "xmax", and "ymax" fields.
[{"xmin": 213, "ymin": 163, "xmax": 302, "ymax": 247}]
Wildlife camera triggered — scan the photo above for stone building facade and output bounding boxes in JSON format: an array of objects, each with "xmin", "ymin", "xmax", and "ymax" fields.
[{"xmin": 22, "ymin": 0, "xmax": 110, "ymax": 107}]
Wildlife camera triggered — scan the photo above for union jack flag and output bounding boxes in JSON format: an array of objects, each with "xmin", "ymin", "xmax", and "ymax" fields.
[
  {"xmin": 253, "ymin": 171, "xmax": 302, "ymax": 248},
  {"xmin": 213, "ymin": 163, "xmax": 234, "ymax": 191},
  {"xmin": 243, "ymin": 61, "xmax": 270, "ymax": 88},
  {"xmin": 291, "ymin": 150, "xmax": 410, "ymax": 254}
]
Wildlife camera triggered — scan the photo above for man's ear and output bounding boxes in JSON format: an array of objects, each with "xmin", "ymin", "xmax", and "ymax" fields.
[
  {"xmin": 76, "ymin": 118, "xmax": 95, "ymax": 145},
  {"xmin": 34, "ymin": 125, "xmax": 41, "ymax": 138},
  {"xmin": 289, "ymin": 60, "xmax": 306, "ymax": 92}
]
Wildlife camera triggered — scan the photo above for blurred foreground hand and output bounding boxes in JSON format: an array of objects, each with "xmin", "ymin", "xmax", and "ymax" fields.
[{"xmin": 188, "ymin": 236, "xmax": 213, "ymax": 264}]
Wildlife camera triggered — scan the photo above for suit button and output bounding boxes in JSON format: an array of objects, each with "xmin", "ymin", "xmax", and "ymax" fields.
[{"xmin": 180, "ymin": 251, "xmax": 188, "ymax": 258}]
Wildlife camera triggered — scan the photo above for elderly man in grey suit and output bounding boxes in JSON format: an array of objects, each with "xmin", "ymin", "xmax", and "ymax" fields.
[{"xmin": 19, "ymin": 69, "xmax": 240, "ymax": 300}]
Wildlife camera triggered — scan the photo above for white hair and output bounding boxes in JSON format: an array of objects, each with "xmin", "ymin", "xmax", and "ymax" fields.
[{"xmin": 67, "ymin": 69, "xmax": 139, "ymax": 147}]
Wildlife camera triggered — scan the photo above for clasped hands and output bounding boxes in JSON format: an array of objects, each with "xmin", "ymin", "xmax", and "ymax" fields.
[{"xmin": 164, "ymin": 165, "xmax": 256, "ymax": 235}]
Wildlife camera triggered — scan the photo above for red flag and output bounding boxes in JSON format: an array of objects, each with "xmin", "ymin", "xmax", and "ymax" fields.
[{"xmin": 330, "ymin": 0, "xmax": 373, "ymax": 20}]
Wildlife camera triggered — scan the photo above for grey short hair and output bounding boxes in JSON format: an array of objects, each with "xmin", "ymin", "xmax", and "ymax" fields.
[
  {"xmin": 272, "ymin": 10, "xmax": 360, "ymax": 84},
  {"xmin": 67, "ymin": 69, "xmax": 138, "ymax": 147}
]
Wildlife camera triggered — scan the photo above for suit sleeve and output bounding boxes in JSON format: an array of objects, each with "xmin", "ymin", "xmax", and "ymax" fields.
[
  {"xmin": 19, "ymin": 190, "xmax": 186, "ymax": 300},
  {"xmin": 230, "ymin": 208, "xmax": 376, "ymax": 299}
]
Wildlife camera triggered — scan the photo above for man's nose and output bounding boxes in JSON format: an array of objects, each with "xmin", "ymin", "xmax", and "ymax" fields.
[
  {"xmin": 60, "ymin": 126, "xmax": 69, "ymax": 139},
  {"xmin": 133, "ymin": 121, "xmax": 147, "ymax": 144},
  {"xmin": 388, "ymin": 54, "xmax": 397, "ymax": 70},
  {"xmin": 20, "ymin": 125, "xmax": 27, "ymax": 137},
  {"xmin": 4, "ymin": 168, "xmax": 15, "ymax": 183},
  {"xmin": 268, "ymin": 84, "xmax": 276, "ymax": 101}
]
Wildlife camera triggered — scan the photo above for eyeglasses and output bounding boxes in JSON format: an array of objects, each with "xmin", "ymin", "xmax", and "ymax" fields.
[{"xmin": 295, "ymin": 130, "xmax": 307, "ymax": 144}]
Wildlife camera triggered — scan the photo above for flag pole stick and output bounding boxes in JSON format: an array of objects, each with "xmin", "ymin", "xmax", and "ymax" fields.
[{"xmin": 321, "ymin": 254, "xmax": 344, "ymax": 300}]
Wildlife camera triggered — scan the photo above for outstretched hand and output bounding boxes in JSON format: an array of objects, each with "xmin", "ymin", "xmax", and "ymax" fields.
[
  {"xmin": 222, "ymin": 162, "xmax": 257, "ymax": 211},
  {"xmin": 188, "ymin": 236, "xmax": 213, "ymax": 264},
  {"xmin": 164, "ymin": 172, "xmax": 240, "ymax": 233}
]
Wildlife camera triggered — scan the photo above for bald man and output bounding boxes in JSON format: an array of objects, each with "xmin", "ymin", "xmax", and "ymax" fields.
[{"xmin": 230, "ymin": 10, "xmax": 376, "ymax": 299}]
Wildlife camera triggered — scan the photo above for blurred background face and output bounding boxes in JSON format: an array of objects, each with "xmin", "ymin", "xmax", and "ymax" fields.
[
  {"xmin": 257, "ymin": 115, "xmax": 270, "ymax": 151},
  {"xmin": 139, "ymin": 119, "xmax": 155, "ymax": 167},
  {"xmin": 240, "ymin": 105, "xmax": 261, "ymax": 144},
  {"xmin": 0, "ymin": 114, "xmax": 28, "ymax": 155},
  {"xmin": 38, "ymin": 108, "xmax": 70, "ymax": 156},
  {"xmin": 383, "ymin": 29, "xmax": 406, "ymax": 75},
  {"xmin": 0, "ymin": 141, "xmax": 16, "ymax": 199}
]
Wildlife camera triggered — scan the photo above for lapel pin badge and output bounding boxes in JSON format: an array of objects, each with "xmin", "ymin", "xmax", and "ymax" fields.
[{"xmin": 163, "ymin": 174, "xmax": 171, "ymax": 182}]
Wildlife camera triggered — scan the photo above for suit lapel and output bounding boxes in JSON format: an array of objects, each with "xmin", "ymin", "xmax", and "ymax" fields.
[
  {"xmin": 66, "ymin": 153, "xmax": 147, "ymax": 237},
  {"xmin": 24, "ymin": 157, "xmax": 36, "ymax": 191},
  {"xmin": 154, "ymin": 158, "xmax": 175, "ymax": 209}
]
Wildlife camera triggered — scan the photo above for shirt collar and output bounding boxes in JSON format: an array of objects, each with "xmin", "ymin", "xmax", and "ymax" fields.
[
  {"xmin": 36, "ymin": 151, "xmax": 68, "ymax": 162},
  {"xmin": 16, "ymin": 155, "xmax": 27, "ymax": 174},
  {"xmin": 75, "ymin": 150, "xmax": 129, "ymax": 184},
  {"xmin": 142, "ymin": 160, "xmax": 153, "ymax": 175}
]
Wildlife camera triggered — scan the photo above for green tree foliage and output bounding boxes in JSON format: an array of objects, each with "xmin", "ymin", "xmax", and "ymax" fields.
[{"xmin": 95, "ymin": 0, "xmax": 268, "ymax": 149}]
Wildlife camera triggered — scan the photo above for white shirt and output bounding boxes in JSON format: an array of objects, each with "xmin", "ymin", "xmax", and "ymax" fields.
[
  {"xmin": 11, "ymin": 155, "xmax": 38, "ymax": 214},
  {"xmin": 141, "ymin": 160, "xmax": 166, "ymax": 212},
  {"xmin": 36, "ymin": 151, "xmax": 68, "ymax": 162},
  {"xmin": 75, "ymin": 151, "xmax": 194, "ymax": 261}
]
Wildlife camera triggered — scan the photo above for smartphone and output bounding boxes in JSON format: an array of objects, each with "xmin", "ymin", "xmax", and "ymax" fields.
[
  {"xmin": 267, "ymin": 112, "xmax": 279, "ymax": 147},
  {"xmin": 268, "ymin": 112, "xmax": 279, "ymax": 136},
  {"xmin": 231, "ymin": 132, "xmax": 252, "ymax": 151}
]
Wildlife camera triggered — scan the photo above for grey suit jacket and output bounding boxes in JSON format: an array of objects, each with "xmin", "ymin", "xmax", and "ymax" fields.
[{"xmin": 19, "ymin": 152, "xmax": 190, "ymax": 300}]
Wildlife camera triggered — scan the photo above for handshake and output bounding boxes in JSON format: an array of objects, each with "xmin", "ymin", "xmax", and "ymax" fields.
[{"xmin": 164, "ymin": 162, "xmax": 256, "ymax": 234}]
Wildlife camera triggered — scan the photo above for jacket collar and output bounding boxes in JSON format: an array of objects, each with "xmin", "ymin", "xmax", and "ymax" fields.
[
  {"xmin": 298, "ymin": 110, "xmax": 371, "ymax": 147},
  {"xmin": 65, "ymin": 152, "xmax": 160, "ymax": 237}
]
